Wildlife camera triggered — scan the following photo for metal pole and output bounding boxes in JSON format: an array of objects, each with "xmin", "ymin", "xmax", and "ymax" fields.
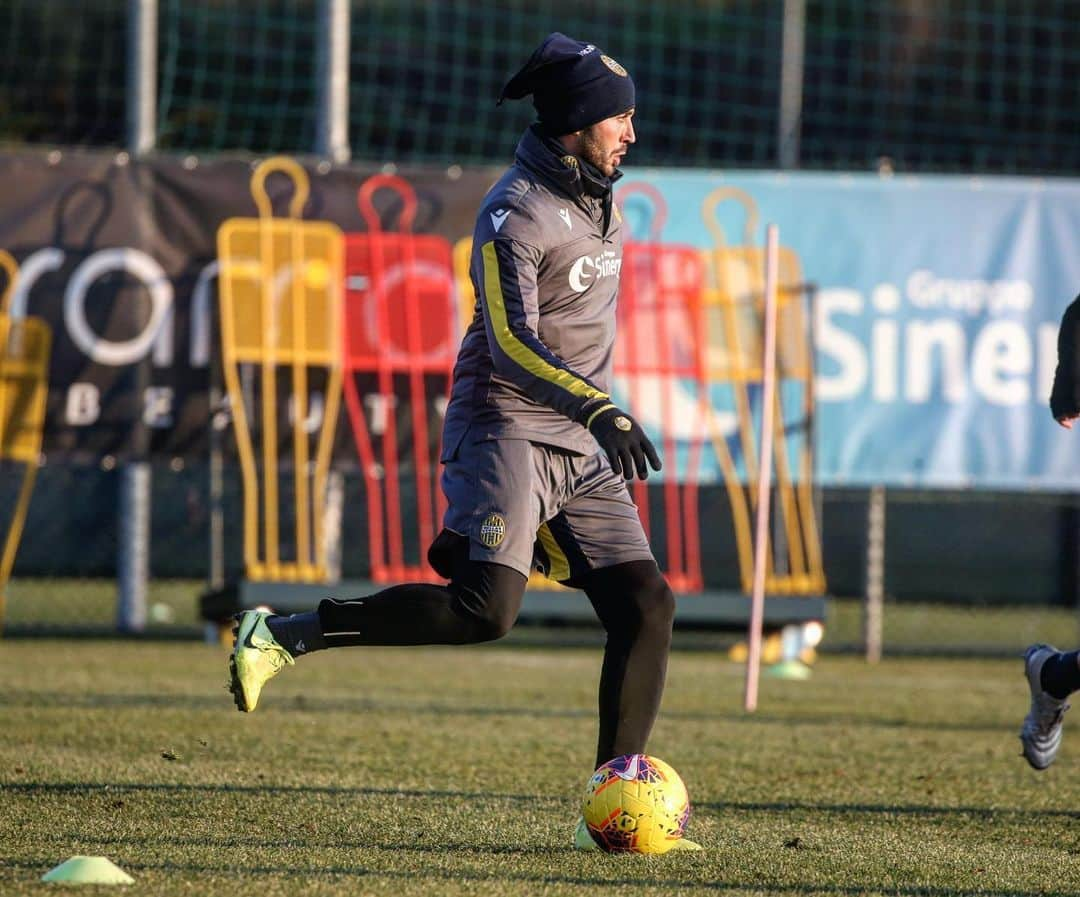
[
  {"xmin": 118, "ymin": 0, "xmax": 158, "ymax": 633},
  {"xmin": 117, "ymin": 463, "xmax": 151, "ymax": 632},
  {"xmin": 778, "ymin": 0, "xmax": 806, "ymax": 169},
  {"xmin": 806, "ymin": 283, "xmax": 822, "ymax": 540},
  {"xmin": 209, "ymin": 392, "xmax": 226, "ymax": 593},
  {"xmin": 863, "ymin": 484, "xmax": 886, "ymax": 663},
  {"xmin": 744, "ymin": 224, "xmax": 780, "ymax": 712},
  {"xmin": 126, "ymin": 0, "xmax": 157, "ymax": 157},
  {"xmin": 324, "ymin": 468, "xmax": 345, "ymax": 582},
  {"xmin": 315, "ymin": 0, "xmax": 351, "ymax": 164},
  {"xmin": 315, "ymin": 0, "xmax": 349, "ymax": 579}
]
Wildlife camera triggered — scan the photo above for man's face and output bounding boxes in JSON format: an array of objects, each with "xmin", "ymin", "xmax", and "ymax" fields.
[{"xmin": 574, "ymin": 109, "xmax": 636, "ymax": 176}]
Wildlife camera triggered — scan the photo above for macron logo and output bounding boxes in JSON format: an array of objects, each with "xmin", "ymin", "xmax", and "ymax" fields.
[
  {"xmin": 490, "ymin": 209, "xmax": 510, "ymax": 232},
  {"xmin": 558, "ymin": 208, "xmax": 572, "ymax": 230}
]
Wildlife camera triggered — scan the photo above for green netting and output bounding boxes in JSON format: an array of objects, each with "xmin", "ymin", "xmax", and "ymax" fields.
[
  {"xmin": 346, "ymin": 1, "xmax": 783, "ymax": 168},
  {"xmin": 0, "ymin": 0, "xmax": 128, "ymax": 147},
  {"xmin": 158, "ymin": 0, "xmax": 318, "ymax": 153},
  {"xmin": 0, "ymin": 0, "xmax": 1077, "ymax": 174},
  {"xmin": 800, "ymin": 0, "xmax": 1080, "ymax": 173}
]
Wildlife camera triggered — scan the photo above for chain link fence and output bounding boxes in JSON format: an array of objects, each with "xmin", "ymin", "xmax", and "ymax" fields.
[{"xmin": 1, "ymin": 0, "xmax": 1076, "ymax": 174}]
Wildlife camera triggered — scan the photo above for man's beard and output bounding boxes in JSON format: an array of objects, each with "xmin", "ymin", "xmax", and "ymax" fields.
[{"xmin": 578, "ymin": 127, "xmax": 616, "ymax": 176}]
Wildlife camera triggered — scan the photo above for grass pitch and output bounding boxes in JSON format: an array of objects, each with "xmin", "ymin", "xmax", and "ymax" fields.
[{"xmin": 2, "ymin": 636, "xmax": 1079, "ymax": 896}]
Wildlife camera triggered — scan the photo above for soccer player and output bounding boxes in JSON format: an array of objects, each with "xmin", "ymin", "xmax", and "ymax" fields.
[
  {"xmin": 228, "ymin": 32, "xmax": 700, "ymax": 850},
  {"xmin": 1020, "ymin": 292, "xmax": 1080, "ymax": 769}
]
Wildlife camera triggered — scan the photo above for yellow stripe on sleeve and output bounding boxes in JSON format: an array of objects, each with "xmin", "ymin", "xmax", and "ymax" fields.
[{"xmin": 481, "ymin": 240, "xmax": 609, "ymax": 403}]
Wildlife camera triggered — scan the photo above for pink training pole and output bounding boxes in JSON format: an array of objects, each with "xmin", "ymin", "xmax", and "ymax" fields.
[{"xmin": 744, "ymin": 223, "xmax": 780, "ymax": 713}]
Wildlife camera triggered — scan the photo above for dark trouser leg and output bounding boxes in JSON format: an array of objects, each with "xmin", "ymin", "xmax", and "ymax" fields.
[
  {"xmin": 581, "ymin": 559, "xmax": 675, "ymax": 769},
  {"xmin": 1041, "ymin": 650, "xmax": 1080, "ymax": 699},
  {"xmin": 316, "ymin": 532, "xmax": 527, "ymax": 647}
]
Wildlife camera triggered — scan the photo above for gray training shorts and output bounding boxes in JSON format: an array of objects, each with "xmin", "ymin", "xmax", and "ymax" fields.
[{"xmin": 441, "ymin": 428, "xmax": 656, "ymax": 583}]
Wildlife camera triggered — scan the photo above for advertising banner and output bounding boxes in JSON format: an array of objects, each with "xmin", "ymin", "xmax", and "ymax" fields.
[
  {"xmin": 0, "ymin": 152, "xmax": 490, "ymax": 462},
  {"xmin": 1, "ymin": 150, "xmax": 1077, "ymax": 488},
  {"xmin": 621, "ymin": 170, "xmax": 1080, "ymax": 488}
]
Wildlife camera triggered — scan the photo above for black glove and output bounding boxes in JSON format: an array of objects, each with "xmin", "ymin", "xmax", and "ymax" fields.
[
  {"xmin": 581, "ymin": 402, "xmax": 662, "ymax": 480},
  {"xmin": 1051, "ymin": 294, "xmax": 1080, "ymax": 423},
  {"xmin": 1050, "ymin": 361, "xmax": 1078, "ymax": 424}
]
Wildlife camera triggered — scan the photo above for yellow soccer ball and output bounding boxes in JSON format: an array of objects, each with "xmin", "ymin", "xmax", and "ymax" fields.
[{"xmin": 581, "ymin": 754, "xmax": 691, "ymax": 854}]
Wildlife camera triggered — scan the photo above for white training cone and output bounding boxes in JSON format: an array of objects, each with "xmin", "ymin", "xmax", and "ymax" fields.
[{"xmin": 41, "ymin": 856, "xmax": 134, "ymax": 884}]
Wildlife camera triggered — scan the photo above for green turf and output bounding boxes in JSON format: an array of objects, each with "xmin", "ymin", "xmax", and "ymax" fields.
[
  {"xmin": 5, "ymin": 577, "xmax": 1078, "ymax": 654},
  {"xmin": 2, "ymin": 638, "xmax": 1079, "ymax": 896},
  {"xmin": 4, "ymin": 578, "xmax": 204, "ymax": 631}
]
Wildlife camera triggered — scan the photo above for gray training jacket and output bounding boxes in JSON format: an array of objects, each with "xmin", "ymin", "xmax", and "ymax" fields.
[{"xmin": 441, "ymin": 125, "xmax": 625, "ymax": 461}]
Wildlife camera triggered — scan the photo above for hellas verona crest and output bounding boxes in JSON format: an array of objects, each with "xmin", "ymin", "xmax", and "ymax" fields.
[
  {"xmin": 479, "ymin": 513, "xmax": 506, "ymax": 548},
  {"xmin": 601, "ymin": 55, "xmax": 628, "ymax": 77}
]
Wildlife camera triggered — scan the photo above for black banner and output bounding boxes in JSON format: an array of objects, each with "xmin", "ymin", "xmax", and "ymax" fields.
[{"xmin": 0, "ymin": 150, "xmax": 499, "ymax": 461}]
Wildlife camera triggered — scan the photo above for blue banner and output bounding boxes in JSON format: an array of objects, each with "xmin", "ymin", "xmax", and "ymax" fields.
[{"xmin": 618, "ymin": 170, "xmax": 1080, "ymax": 489}]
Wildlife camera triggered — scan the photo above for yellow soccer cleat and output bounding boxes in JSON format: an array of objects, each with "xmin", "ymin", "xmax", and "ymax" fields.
[
  {"xmin": 229, "ymin": 610, "xmax": 294, "ymax": 712},
  {"xmin": 572, "ymin": 817, "xmax": 703, "ymax": 853}
]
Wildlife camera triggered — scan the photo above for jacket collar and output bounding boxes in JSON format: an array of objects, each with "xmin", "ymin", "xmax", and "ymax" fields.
[{"xmin": 514, "ymin": 124, "xmax": 623, "ymax": 205}]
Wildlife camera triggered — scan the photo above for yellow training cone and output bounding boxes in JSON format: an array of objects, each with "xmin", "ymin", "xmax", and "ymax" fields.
[{"xmin": 41, "ymin": 856, "xmax": 134, "ymax": 884}]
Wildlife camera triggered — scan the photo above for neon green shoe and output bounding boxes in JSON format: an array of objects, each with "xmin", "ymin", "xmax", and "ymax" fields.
[
  {"xmin": 229, "ymin": 611, "xmax": 293, "ymax": 712},
  {"xmin": 572, "ymin": 817, "xmax": 703, "ymax": 852}
]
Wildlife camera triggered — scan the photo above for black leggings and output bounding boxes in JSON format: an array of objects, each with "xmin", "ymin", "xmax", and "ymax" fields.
[
  {"xmin": 317, "ymin": 531, "xmax": 675, "ymax": 767},
  {"xmin": 317, "ymin": 531, "xmax": 528, "ymax": 645},
  {"xmin": 577, "ymin": 560, "xmax": 675, "ymax": 767}
]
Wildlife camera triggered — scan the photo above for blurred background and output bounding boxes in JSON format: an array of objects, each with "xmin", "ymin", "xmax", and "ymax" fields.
[{"xmin": 1, "ymin": 0, "xmax": 1078, "ymax": 654}]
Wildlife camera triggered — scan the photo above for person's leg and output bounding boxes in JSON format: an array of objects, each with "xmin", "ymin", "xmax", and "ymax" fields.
[
  {"xmin": 1039, "ymin": 648, "xmax": 1080, "ymax": 698},
  {"xmin": 532, "ymin": 455, "xmax": 697, "ymax": 851},
  {"xmin": 231, "ymin": 435, "xmax": 544, "ymax": 712},
  {"xmin": 308, "ymin": 433, "xmax": 543, "ymax": 649},
  {"xmin": 533, "ymin": 451, "xmax": 669, "ymax": 769},
  {"xmin": 231, "ymin": 538, "xmax": 526, "ymax": 712},
  {"xmin": 265, "ymin": 534, "xmax": 525, "ymax": 655},
  {"xmin": 571, "ymin": 558, "xmax": 700, "ymax": 853},
  {"xmin": 1020, "ymin": 643, "xmax": 1076, "ymax": 769},
  {"xmin": 316, "ymin": 535, "xmax": 526, "ymax": 647},
  {"xmin": 580, "ymin": 560, "xmax": 675, "ymax": 769}
]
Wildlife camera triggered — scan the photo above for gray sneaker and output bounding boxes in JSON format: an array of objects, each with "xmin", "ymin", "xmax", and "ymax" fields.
[{"xmin": 1020, "ymin": 643, "xmax": 1070, "ymax": 770}]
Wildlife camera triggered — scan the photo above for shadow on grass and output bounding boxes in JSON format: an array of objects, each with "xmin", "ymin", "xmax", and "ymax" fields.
[
  {"xmin": 6, "ymin": 781, "xmax": 1079, "ymax": 823},
  {"xmin": 0, "ymin": 690, "xmax": 1008, "ymax": 733},
  {"xmin": 1, "ymin": 780, "xmax": 563, "ymax": 805},
  {"xmin": 15, "ymin": 831, "xmax": 560, "ymax": 855},
  {"xmin": 2, "ymin": 855, "xmax": 1074, "ymax": 897},
  {"xmin": 698, "ymin": 798, "xmax": 1080, "ymax": 821}
]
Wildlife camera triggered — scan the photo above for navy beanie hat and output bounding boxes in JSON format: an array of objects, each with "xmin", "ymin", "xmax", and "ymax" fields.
[{"xmin": 499, "ymin": 33, "xmax": 635, "ymax": 135}]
